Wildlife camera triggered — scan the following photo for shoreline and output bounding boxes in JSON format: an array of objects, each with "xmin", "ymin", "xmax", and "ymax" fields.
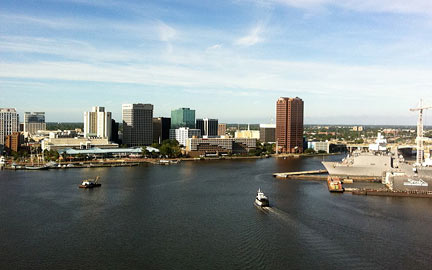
[
  {"xmin": 0, "ymin": 152, "xmax": 342, "ymax": 171},
  {"xmin": 0, "ymin": 155, "xmax": 271, "ymax": 170}
]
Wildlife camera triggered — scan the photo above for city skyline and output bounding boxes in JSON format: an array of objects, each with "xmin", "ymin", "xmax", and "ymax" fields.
[{"xmin": 1, "ymin": 0, "xmax": 432, "ymax": 124}]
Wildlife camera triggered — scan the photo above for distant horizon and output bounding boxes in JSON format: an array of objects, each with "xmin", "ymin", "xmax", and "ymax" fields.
[{"xmin": 42, "ymin": 121, "xmax": 430, "ymax": 128}]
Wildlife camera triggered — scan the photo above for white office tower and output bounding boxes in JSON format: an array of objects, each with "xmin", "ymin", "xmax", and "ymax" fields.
[
  {"xmin": 0, "ymin": 108, "xmax": 19, "ymax": 146},
  {"xmin": 169, "ymin": 127, "xmax": 201, "ymax": 146},
  {"xmin": 122, "ymin": 104, "xmax": 154, "ymax": 146},
  {"xmin": 84, "ymin": 106, "xmax": 112, "ymax": 140},
  {"xmin": 24, "ymin": 112, "xmax": 46, "ymax": 135}
]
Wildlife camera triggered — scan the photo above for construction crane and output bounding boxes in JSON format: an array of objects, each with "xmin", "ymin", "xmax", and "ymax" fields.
[{"xmin": 410, "ymin": 99, "xmax": 432, "ymax": 166}]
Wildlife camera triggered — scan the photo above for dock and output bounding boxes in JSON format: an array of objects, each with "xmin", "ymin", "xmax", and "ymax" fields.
[{"xmin": 273, "ymin": 170, "xmax": 327, "ymax": 178}]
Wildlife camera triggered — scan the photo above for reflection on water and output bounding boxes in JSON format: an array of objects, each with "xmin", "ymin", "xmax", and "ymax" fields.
[{"xmin": 1, "ymin": 156, "xmax": 431, "ymax": 269}]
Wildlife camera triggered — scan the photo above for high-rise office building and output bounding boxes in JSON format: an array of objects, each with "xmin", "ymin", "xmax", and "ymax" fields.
[
  {"xmin": 84, "ymin": 106, "xmax": 112, "ymax": 140},
  {"xmin": 171, "ymin": 108, "xmax": 195, "ymax": 129},
  {"xmin": 111, "ymin": 119, "xmax": 120, "ymax": 144},
  {"xmin": 218, "ymin": 123, "xmax": 227, "ymax": 136},
  {"xmin": 276, "ymin": 97, "xmax": 304, "ymax": 153},
  {"xmin": 24, "ymin": 112, "xmax": 46, "ymax": 135},
  {"xmin": 153, "ymin": 117, "xmax": 171, "ymax": 144},
  {"xmin": 122, "ymin": 104, "xmax": 153, "ymax": 146},
  {"xmin": 0, "ymin": 108, "xmax": 19, "ymax": 147},
  {"xmin": 196, "ymin": 118, "xmax": 218, "ymax": 137},
  {"xmin": 169, "ymin": 127, "xmax": 201, "ymax": 146},
  {"xmin": 259, "ymin": 124, "xmax": 276, "ymax": 143}
]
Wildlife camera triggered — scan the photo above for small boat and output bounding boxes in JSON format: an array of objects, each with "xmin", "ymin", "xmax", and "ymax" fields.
[
  {"xmin": 25, "ymin": 166, "xmax": 49, "ymax": 170},
  {"xmin": 79, "ymin": 176, "xmax": 101, "ymax": 188},
  {"xmin": 254, "ymin": 188, "xmax": 269, "ymax": 207},
  {"xmin": 327, "ymin": 176, "xmax": 344, "ymax": 193}
]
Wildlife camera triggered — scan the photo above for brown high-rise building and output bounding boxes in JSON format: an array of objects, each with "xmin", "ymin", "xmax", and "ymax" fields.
[
  {"xmin": 217, "ymin": 123, "xmax": 227, "ymax": 136},
  {"xmin": 5, "ymin": 132, "xmax": 23, "ymax": 153},
  {"xmin": 276, "ymin": 97, "xmax": 304, "ymax": 153}
]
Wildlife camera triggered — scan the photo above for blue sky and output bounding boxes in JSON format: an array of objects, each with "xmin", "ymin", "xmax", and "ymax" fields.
[{"xmin": 1, "ymin": 0, "xmax": 432, "ymax": 124}]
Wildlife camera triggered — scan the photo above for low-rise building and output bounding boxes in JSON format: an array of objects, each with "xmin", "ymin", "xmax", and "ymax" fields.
[
  {"xmin": 41, "ymin": 137, "xmax": 118, "ymax": 151},
  {"xmin": 259, "ymin": 124, "xmax": 276, "ymax": 143},
  {"xmin": 235, "ymin": 126, "xmax": 260, "ymax": 140},
  {"xmin": 186, "ymin": 137, "xmax": 256, "ymax": 157},
  {"xmin": 307, "ymin": 141, "xmax": 330, "ymax": 153}
]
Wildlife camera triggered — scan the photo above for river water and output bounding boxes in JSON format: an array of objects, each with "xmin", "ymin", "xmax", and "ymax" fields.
[{"xmin": 1, "ymin": 156, "xmax": 431, "ymax": 269}]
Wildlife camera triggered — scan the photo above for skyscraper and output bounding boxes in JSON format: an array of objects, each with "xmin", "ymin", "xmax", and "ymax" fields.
[
  {"xmin": 122, "ymin": 104, "xmax": 153, "ymax": 146},
  {"xmin": 0, "ymin": 108, "xmax": 19, "ymax": 147},
  {"xmin": 24, "ymin": 112, "xmax": 46, "ymax": 135},
  {"xmin": 276, "ymin": 97, "xmax": 304, "ymax": 153},
  {"xmin": 153, "ymin": 117, "xmax": 171, "ymax": 144},
  {"xmin": 84, "ymin": 106, "xmax": 112, "ymax": 140},
  {"xmin": 218, "ymin": 123, "xmax": 227, "ymax": 136},
  {"xmin": 171, "ymin": 108, "xmax": 195, "ymax": 129},
  {"xmin": 111, "ymin": 119, "xmax": 120, "ymax": 144},
  {"xmin": 196, "ymin": 118, "xmax": 218, "ymax": 137}
]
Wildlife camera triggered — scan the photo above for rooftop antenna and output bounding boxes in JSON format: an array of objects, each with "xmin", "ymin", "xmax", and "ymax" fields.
[{"xmin": 410, "ymin": 99, "xmax": 432, "ymax": 166}]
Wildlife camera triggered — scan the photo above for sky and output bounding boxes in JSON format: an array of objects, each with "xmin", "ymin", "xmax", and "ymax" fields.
[{"xmin": 1, "ymin": 0, "xmax": 432, "ymax": 125}]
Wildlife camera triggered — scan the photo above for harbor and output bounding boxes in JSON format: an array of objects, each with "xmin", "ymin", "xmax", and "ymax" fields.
[{"xmin": 1, "ymin": 156, "xmax": 431, "ymax": 269}]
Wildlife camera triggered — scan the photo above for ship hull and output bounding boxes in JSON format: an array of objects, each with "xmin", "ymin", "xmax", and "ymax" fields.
[
  {"xmin": 322, "ymin": 161, "xmax": 388, "ymax": 177},
  {"xmin": 254, "ymin": 198, "xmax": 269, "ymax": 207}
]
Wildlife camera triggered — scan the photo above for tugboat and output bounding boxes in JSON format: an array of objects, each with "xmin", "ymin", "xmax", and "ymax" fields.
[
  {"xmin": 327, "ymin": 176, "xmax": 344, "ymax": 193},
  {"xmin": 254, "ymin": 188, "xmax": 269, "ymax": 207},
  {"xmin": 79, "ymin": 176, "xmax": 101, "ymax": 188}
]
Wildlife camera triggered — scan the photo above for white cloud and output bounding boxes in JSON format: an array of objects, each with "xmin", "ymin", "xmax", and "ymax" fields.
[
  {"xmin": 206, "ymin": 44, "xmax": 222, "ymax": 51},
  {"xmin": 235, "ymin": 24, "xmax": 265, "ymax": 46}
]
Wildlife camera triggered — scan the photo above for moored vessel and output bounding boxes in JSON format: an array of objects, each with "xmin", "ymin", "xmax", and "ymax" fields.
[
  {"xmin": 79, "ymin": 176, "xmax": 101, "ymax": 188},
  {"xmin": 327, "ymin": 176, "xmax": 344, "ymax": 192},
  {"xmin": 254, "ymin": 188, "xmax": 269, "ymax": 207}
]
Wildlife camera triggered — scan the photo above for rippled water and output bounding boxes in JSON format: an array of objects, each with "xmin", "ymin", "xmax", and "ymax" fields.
[{"xmin": 1, "ymin": 156, "xmax": 431, "ymax": 269}]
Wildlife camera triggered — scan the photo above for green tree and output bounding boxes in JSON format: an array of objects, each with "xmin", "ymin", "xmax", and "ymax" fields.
[{"xmin": 304, "ymin": 148, "xmax": 315, "ymax": 154}]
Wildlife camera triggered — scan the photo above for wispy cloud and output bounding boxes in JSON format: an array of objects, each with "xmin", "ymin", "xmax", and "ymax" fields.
[
  {"xmin": 157, "ymin": 21, "xmax": 177, "ymax": 42},
  {"xmin": 265, "ymin": 0, "xmax": 432, "ymax": 15},
  {"xmin": 206, "ymin": 44, "xmax": 222, "ymax": 51},
  {"xmin": 235, "ymin": 24, "xmax": 265, "ymax": 46}
]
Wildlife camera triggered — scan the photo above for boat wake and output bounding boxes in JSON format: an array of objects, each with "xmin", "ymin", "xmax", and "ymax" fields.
[{"xmin": 261, "ymin": 206, "xmax": 378, "ymax": 269}]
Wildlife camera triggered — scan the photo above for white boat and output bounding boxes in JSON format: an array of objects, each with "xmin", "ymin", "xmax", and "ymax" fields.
[{"xmin": 254, "ymin": 188, "xmax": 269, "ymax": 207}]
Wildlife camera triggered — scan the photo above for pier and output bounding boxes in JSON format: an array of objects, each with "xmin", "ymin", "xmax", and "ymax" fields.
[{"xmin": 273, "ymin": 170, "xmax": 327, "ymax": 178}]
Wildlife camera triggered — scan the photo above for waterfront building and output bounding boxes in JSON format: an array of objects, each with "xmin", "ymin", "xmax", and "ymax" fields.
[
  {"xmin": 276, "ymin": 97, "xmax": 304, "ymax": 153},
  {"xmin": 4, "ymin": 132, "xmax": 23, "ymax": 153},
  {"xmin": 153, "ymin": 117, "xmax": 171, "ymax": 144},
  {"xmin": 169, "ymin": 127, "xmax": 201, "ymax": 146},
  {"xmin": 122, "ymin": 104, "xmax": 154, "ymax": 146},
  {"xmin": 307, "ymin": 141, "xmax": 330, "ymax": 153},
  {"xmin": 171, "ymin": 108, "xmax": 195, "ymax": 129},
  {"xmin": 218, "ymin": 123, "xmax": 227, "ymax": 136},
  {"xmin": 41, "ymin": 137, "xmax": 118, "ymax": 151},
  {"xmin": 0, "ymin": 108, "xmax": 19, "ymax": 147},
  {"xmin": 186, "ymin": 137, "xmax": 256, "ymax": 157},
  {"xmin": 58, "ymin": 146, "xmax": 159, "ymax": 158},
  {"xmin": 84, "ymin": 106, "xmax": 112, "ymax": 140},
  {"xmin": 235, "ymin": 125, "xmax": 260, "ymax": 139},
  {"xmin": 196, "ymin": 118, "xmax": 218, "ymax": 137},
  {"xmin": 259, "ymin": 124, "xmax": 276, "ymax": 143},
  {"xmin": 23, "ymin": 112, "xmax": 46, "ymax": 136}
]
